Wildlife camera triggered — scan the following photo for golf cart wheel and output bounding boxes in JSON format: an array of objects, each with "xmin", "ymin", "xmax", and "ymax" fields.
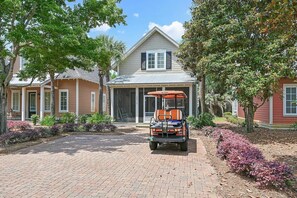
[
  {"xmin": 180, "ymin": 141, "xmax": 188, "ymax": 151},
  {"xmin": 149, "ymin": 142, "xmax": 158, "ymax": 150}
]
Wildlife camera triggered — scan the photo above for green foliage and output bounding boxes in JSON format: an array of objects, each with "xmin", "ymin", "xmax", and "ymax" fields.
[
  {"xmin": 61, "ymin": 112, "xmax": 76, "ymax": 124},
  {"xmin": 40, "ymin": 115, "xmax": 56, "ymax": 126},
  {"xmin": 291, "ymin": 122, "xmax": 297, "ymax": 129},
  {"xmin": 0, "ymin": 0, "xmax": 126, "ymax": 133},
  {"xmin": 223, "ymin": 112, "xmax": 232, "ymax": 117},
  {"xmin": 87, "ymin": 113, "xmax": 112, "ymax": 124},
  {"xmin": 177, "ymin": 0, "xmax": 297, "ymax": 132},
  {"xmin": 30, "ymin": 114, "xmax": 39, "ymax": 126},
  {"xmin": 78, "ymin": 114, "xmax": 92, "ymax": 124},
  {"xmin": 187, "ymin": 113, "xmax": 215, "ymax": 129}
]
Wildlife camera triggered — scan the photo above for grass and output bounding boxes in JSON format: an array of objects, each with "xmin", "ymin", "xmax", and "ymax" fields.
[{"xmin": 213, "ymin": 117, "xmax": 227, "ymax": 123}]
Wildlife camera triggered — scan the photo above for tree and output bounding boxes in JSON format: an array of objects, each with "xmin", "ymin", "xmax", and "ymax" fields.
[
  {"xmin": 92, "ymin": 35, "xmax": 125, "ymax": 115},
  {"xmin": 0, "ymin": 0, "xmax": 125, "ymax": 133},
  {"xmin": 17, "ymin": 0, "xmax": 126, "ymax": 117},
  {"xmin": 176, "ymin": 1, "xmax": 212, "ymax": 114},
  {"xmin": 178, "ymin": 0, "xmax": 296, "ymax": 132}
]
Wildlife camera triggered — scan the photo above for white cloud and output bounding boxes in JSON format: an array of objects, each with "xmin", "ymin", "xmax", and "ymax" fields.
[
  {"xmin": 147, "ymin": 21, "xmax": 185, "ymax": 41},
  {"xmin": 90, "ymin": 24, "xmax": 111, "ymax": 32},
  {"xmin": 118, "ymin": 30, "xmax": 125, "ymax": 34},
  {"xmin": 133, "ymin": 13, "xmax": 139, "ymax": 18}
]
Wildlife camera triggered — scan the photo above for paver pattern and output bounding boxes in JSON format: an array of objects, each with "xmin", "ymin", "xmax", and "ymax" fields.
[{"xmin": 0, "ymin": 130, "xmax": 219, "ymax": 198}]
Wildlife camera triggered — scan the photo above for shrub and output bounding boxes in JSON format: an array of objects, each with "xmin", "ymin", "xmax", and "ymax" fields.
[
  {"xmin": 62, "ymin": 123, "xmax": 76, "ymax": 132},
  {"xmin": 251, "ymin": 161, "xmax": 294, "ymax": 189},
  {"xmin": 35, "ymin": 127, "xmax": 52, "ymax": 138},
  {"xmin": 40, "ymin": 115, "xmax": 56, "ymax": 126},
  {"xmin": 83, "ymin": 123, "xmax": 93, "ymax": 132},
  {"xmin": 87, "ymin": 113, "xmax": 112, "ymax": 124},
  {"xmin": 61, "ymin": 112, "xmax": 76, "ymax": 124},
  {"xmin": 105, "ymin": 124, "xmax": 117, "ymax": 132},
  {"xmin": 93, "ymin": 124, "xmax": 104, "ymax": 132},
  {"xmin": 50, "ymin": 125, "xmax": 60, "ymax": 136},
  {"xmin": 7, "ymin": 121, "xmax": 31, "ymax": 131},
  {"xmin": 211, "ymin": 127, "xmax": 294, "ymax": 190},
  {"xmin": 0, "ymin": 130, "xmax": 39, "ymax": 145},
  {"xmin": 227, "ymin": 146, "xmax": 264, "ymax": 174},
  {"xmin": 187, "ymin": 113, "xmax": 215, "ymax": 129},
  {"xmin": 31, "ymin": 114, "xmax": 39, "ymax": 126},
  {"xmin": 78, "ymin": 114, "xmax": 91, "ymax": 124}
]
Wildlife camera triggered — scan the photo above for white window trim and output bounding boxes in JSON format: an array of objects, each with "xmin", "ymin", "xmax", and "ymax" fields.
[
  {"xmin": 59, "ymin": 89, "xmax": 69, "ymax": 113},
  {"xmin": 91, "ymin": 92, "xmax": 96, "ymax": 112},
  {"xmin": 283, "ymin": 84, "xmax": 297, "ymax": 116},
  {"xmin": 44, "ymin": 90, "xmax": 51, "ymax": 112},
  {"xmin": 11, "ymin": 90, "xmax": 20, "ymax": 112},
  {"xmin": 146, "ymin": 49, "xmax": 166, "ymax": 71}
]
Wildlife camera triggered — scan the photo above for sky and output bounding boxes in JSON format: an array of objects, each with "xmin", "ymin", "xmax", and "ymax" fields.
[{"xmin": 87, "ymin": 0, "xmax": 193, "ymax": 50}]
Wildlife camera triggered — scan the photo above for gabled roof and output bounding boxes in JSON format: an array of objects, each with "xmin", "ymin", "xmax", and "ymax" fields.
[
  {"xmin": 10, "ymin": 67, "xmax": 103, "ymax": 87},
  {"xmin": 57, "ymin": 67, "xmax": 102, "ymax": 84},
  {"xmin": 112, "ymin": 26, "xmax": 179, "ymax": 69}
]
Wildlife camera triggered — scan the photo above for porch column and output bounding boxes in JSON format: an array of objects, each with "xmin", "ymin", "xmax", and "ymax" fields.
[
  {"xmin": 76, "ymin": 79, "xmax": 79, "ymax": 117},
  {"xmin": 40, "ymin": 85, "xmax": 44, "ymax": 120},
  {"xmin": 269, "ymin": 96, "xmax": 273, "ymax": 125},
  {"xmin": 135, "ymin": 87, "xmax": 139, "ymax": 123},
  {"xmin": 189, "ymin": 86, "xmax": 193, "ymax": 116},
  {"xmin": 21, "ymin": 87, "xmax": 26, "ymax": 121},
  {"xmin": 111, "ymin": 88, "xmax": 114, "ymax": 118}
]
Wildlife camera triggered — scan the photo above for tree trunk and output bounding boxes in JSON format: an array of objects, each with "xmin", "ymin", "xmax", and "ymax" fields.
[
  {"xmin": 0, "ymin": 86, "xmax": 8, "ymax": 134},
  {"xmin": 244, "ymin": 102, "xmax": 255, "ymax": 133},
  {"xmin": 50, "ymin": 72, "xmax": 55, "ymax": 116},
  {"xmin": 199, "ymin": 75, "xmax": 207, "ymax": 114},
  {"xmin": 105, "ymin": 72, "xmax": 110, "ymax": 115},
  {"xmin": 98, "ymin": 70, "xmax": 103, "ymax": 114}
]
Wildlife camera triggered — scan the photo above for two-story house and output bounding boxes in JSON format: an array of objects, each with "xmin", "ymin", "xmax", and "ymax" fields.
[
  {"xmin": 8, "ymin": 57, "xmax": 106, "ymax": 121},
  {"xmin": 108, "ymin": 27, "xmax": 197, "ymax": 123}
]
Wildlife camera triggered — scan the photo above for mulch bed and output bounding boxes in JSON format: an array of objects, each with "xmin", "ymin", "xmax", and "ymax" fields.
[{"xmin": 192, "ymin": 124, "xmax": 297, "ymax": 198}]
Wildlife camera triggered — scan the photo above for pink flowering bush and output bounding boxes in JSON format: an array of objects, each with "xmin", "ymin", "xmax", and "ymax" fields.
[
  {"xmin": 202, "ymin": 127, "xmax": 294, "ymax": 189},
  {"xmin": 251, "ymin": 161, "xmax": 294, "ymax": 189},
  {"xmin": 7, "ymin": 121, "xmax": 31, "ymax": 131}
]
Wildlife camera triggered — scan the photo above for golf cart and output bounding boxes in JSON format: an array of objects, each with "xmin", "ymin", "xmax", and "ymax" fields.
[{"xmin": 147, "ymin": 90, "xmax": 189, "ymax": 151}]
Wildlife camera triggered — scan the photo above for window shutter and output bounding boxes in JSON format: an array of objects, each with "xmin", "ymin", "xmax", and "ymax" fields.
[
  {"xmin": 166, "ymin": 51, "xmax": 172, "ymax": 69},
  {"xmin": 141, "ymin": 52, "xmax": 146, "ymax": 70}
]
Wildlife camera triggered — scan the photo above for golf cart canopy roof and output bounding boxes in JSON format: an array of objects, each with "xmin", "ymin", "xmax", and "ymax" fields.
[{"xmin": 147, "ymin": 90, "xmax": 187, "ymax": 99}]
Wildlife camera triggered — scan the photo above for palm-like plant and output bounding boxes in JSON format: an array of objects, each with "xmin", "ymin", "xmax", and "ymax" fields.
[{"xmin": 94, "ymin": 35, "xmax": 125, "ymax": 114}]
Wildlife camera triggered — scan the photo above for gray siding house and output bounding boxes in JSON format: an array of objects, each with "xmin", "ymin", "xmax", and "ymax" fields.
[{"xmin": 108, "ymin": 27, "xmax": 196, "ymax": 123}]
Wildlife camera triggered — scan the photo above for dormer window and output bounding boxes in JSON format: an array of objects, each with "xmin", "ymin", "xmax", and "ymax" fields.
[{"xmin": 146, "ymin": 50, "xmax": 166, "ymax": 70}]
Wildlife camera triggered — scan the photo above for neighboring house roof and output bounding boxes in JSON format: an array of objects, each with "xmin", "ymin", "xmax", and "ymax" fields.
[
  {"xmin": 57, "ymin": 67, "xmax": 102, "ymax": 84},
  {"xmin": 9, "ymin": 75, "xmax": 50, "ymax": 87},
  {"xmin": 10, "ymin": 67, "xmax": 103, "ymax": 87},
  {"xmin": 107, "ymin": 72, "xmax": 196, "ymax": 86},
  {"xmin": 111, "ymin": 26, "xmax": 179, "ymax": 69}
]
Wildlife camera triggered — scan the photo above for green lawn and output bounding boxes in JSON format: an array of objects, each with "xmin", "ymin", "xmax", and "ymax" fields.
[{"xmin": 213, "ymin": 117, "xmax": 226, "ymax": 123}]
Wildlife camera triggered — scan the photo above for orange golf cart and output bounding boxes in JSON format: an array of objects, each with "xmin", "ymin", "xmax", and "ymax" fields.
[{"xmin": 147, "ymin": 90, "xmax": 189, "ymax": 151}]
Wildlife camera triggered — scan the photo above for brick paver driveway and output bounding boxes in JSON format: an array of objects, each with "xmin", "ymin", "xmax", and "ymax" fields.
[{"xmin": 0, "ymin": 129, "xmax": 219, "ymax": 198}]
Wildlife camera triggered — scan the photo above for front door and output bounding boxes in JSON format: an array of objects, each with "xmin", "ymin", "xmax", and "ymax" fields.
[
  {"xmin": 28, "ymin": 92, "xmax": 36, "ymax": 118},
  {"xmin": 144, "ymin": 95, "xmax": 157, "ymax": 123}
]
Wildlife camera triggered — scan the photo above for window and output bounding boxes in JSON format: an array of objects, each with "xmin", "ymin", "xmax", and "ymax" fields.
[
  {"xmin": 91, "ymin": 92, "xmax": 95, "ymax": 112},
  {"xmin": 11, "ymin": 90, "xmax": 20, "ymax": 112},
  {"xmin": 59, "ymin": 90, "xmax": 68, "ymax": 112},
  {"xmin": 146, "ymin": 50, "xmax": 166, "ymax": 70},
  {"xmin": 20, "ymin": 57, "xmax": 27, "ymax": 70},
  {"xmin": 284, "ymin": 85, "xmax": 297, "ymax": 115},
  {"xmin": 103, "ymin": 94, "xmax": 106, "ymax": 112},
  {"xmin": 44, "ymin": 91, "xmax": 51, "ymax": 112}
]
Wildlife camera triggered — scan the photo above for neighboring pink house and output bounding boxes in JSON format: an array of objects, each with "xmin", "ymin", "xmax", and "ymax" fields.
[
  {"xmin": 7, "ymin": 56, "xmax": 106, "ymax": 121},
  {"xmin": 235, "ymin": 78, "xmax": 297, "ymax": 128}
]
